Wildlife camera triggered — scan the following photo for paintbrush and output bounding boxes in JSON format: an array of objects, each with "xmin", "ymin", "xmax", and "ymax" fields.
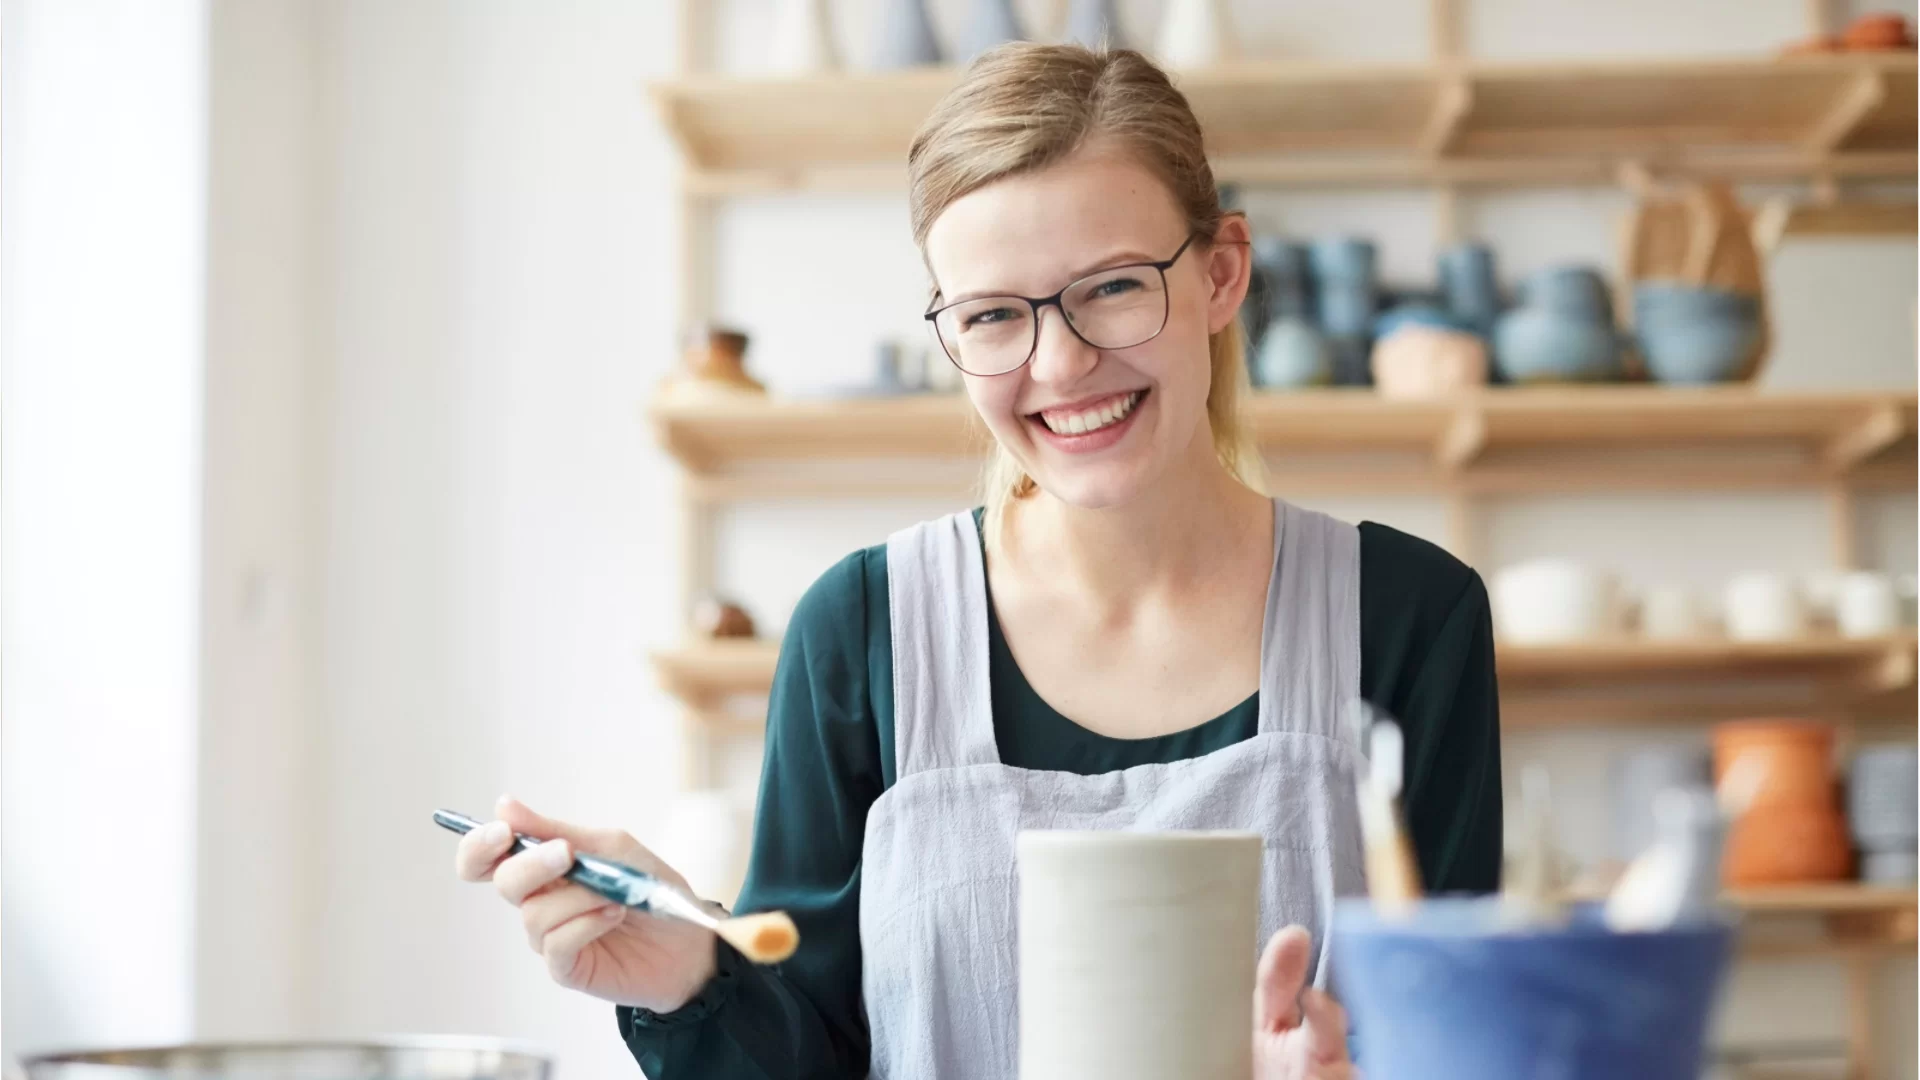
[
  {"xmin": 433, "ymin": 809, "xmax": 798, "ymax": 964},
  {"xmin": 1352, "ymin": 715, "xmax": 1422, "ymax": 917}
]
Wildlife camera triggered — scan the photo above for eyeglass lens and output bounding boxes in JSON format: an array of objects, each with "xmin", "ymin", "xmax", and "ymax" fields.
[{"xmin": 930, "ymin": 262, "xmax": 1170, "ymax": 376}]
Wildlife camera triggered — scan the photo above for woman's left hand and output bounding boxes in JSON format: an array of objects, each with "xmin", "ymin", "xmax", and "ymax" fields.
[{"xmin": 1253, "ymin": 926, "xmax": 1357, "ymax": 1080}]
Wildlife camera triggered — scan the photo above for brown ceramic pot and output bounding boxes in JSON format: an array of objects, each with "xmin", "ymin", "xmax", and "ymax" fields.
[{"xmin": 1715, "ymin": 720, "xmax": 1852, "ymax": 885}]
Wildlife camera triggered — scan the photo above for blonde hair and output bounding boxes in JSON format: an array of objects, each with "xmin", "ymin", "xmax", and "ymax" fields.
[{"xmin": 907, "ymin": 44, "xmax": 1263, "ymax": 527}]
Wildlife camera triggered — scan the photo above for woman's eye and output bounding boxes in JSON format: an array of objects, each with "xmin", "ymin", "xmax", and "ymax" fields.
[
  {"xmin": 963, "ymin": 306, "xmax": 1022, "ymax": 329},
  {"xmin": 1090, "ymin": 276, "xmax": 1144, "ymax": 298}
]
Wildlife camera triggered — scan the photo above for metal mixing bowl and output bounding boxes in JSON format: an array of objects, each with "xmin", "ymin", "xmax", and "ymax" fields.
[{"xmin": 14, "ymin": 1038, "xmax": 551, "ymax": 1080}]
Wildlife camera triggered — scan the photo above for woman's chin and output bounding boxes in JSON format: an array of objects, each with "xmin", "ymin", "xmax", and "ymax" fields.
[{"xmin": 1028, "ymin": 461, "xmax": 1156, "ymax": 512}]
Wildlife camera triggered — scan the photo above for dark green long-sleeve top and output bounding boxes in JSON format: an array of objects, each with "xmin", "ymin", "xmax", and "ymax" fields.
[{"xmin": 619, "ymin": 519, "xmax": 1503, "ymax": 1078}]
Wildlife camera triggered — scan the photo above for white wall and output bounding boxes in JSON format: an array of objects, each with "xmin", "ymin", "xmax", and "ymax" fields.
[
  {"xmin": 302, "ymin": 4, "xmax": 683, "ymax": 1077},
  {"xmin": 194, "ymin": 0, "xmax": 324, "ymax": 1039},
  {"xmin": 1, "ymin": 0, "xmax": 210, "ymax": 1053}
]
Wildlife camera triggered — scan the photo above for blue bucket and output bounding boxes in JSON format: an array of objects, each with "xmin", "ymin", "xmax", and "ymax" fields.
[{"xmin": 1331, "ymin": 898, "xmax": 1734, "ymax": 1080}]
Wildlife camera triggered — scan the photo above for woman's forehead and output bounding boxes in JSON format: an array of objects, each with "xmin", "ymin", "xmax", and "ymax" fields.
[{"xmin": 924, "ymin": 150, "xmax": 1187, "ymax": 297}]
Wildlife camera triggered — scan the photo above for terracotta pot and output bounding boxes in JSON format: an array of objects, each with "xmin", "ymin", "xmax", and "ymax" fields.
[{"xmin": 1715, "ymin": 720, "xmax": 1852, "ymax": 885}]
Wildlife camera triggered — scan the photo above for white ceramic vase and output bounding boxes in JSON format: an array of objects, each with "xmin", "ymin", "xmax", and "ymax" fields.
[
  {"xmin": 1156, "ymin": 0, "xmax": 1234, "ymax": 69},
  {"xmin": 1018, "ymin": 831, "xmax": 1259, "ymax": 1080},
  {"xmin": 769, "ymin": 0, "xmax": 839, "ymax": 74}
]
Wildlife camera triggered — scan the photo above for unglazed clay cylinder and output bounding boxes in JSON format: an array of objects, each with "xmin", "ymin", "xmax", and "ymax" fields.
[{"xmin": 1018, "ymin": 831, "xmax": 1260, "ymax": 1080}]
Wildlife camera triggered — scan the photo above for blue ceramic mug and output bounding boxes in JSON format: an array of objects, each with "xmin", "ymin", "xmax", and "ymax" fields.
[{"xmin": 1332, "ymin": 899, "xmax": 1735, "ymax": 1080}]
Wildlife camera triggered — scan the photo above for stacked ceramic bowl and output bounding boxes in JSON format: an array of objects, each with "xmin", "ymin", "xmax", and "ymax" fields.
[
  {"xmin": 1633, "ymin": 283, "xmax": 1762, "ymax": 384},
  {"xmin": 1492, "ymin": 267, "xmax": 1624, "ymax": 383},
  {"xmin": 1849, "ymin": 744, "xmax": 1919, "ymax": 884}
]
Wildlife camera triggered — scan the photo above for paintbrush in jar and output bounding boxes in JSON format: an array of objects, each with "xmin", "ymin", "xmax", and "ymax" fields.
[
  {"xmin": 433, "ymin": 809, "xmax": 798, "ymax": 964},
  {"xmin": 1353, "ymin": 717, "xmax": 1423, "ymax": 917}
]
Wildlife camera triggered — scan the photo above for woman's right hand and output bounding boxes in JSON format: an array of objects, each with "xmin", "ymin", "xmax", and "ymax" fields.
[{"xmin": 455, "ymin": 796, "xmax": 718, "ymax": 1014}]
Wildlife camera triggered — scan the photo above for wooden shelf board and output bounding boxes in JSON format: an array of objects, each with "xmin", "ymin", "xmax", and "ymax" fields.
[
  {"xmin": 651, "ymin": 388, "xmax": 1918, "ymax": 498},
  {"xmin": 1498, "ymin": 633, "xmax": 1915, "ymax": 679},
  {"xmin": 1729, "ymin": 884, "xmax": 1918, "ymax": 915},
  {"xmin": 653, "ymin": 634, "xmax": 1917, "ymax": 726},
  {"xmin": 651, "ymin": 54, "xmax": 1917, "ymax": 191}
]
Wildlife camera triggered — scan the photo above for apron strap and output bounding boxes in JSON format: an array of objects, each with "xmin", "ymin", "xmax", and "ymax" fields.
[
  {"xmin": 886, "ymin": 511, "xmax": 999, "ymax": 777},
  {"xmin": 1257, "ymin": 499, "xmax": 1362, "ymax": 739}
]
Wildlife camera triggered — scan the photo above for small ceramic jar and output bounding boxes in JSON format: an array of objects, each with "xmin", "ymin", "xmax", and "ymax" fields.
[{"xmin": 1715, "ymin": 720, "xmax": 1852, "ymax": 886}]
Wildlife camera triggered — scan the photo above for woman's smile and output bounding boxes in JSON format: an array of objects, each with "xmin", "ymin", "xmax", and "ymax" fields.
[{"xmin": 1030, "ymin": 388, "xmax": 1149, "ymax": 452}]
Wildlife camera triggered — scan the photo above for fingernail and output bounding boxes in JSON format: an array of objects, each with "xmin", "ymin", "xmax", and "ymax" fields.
[
  {"xmin": 496, "ymin": 793, "xmax": 515, "ymax": 813},
  {"xmin": 479, "ymin": 821, "xmax": 511, "ymax": 847},
  {"xmin": 539, "ymin": 840, "xmax": 573, "ymax": 871},
  {"xmin": 602, "ymin": 904, "xmax": 625, "ymax": 919}
]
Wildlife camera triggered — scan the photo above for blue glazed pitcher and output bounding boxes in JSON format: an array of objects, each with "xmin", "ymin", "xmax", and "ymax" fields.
[{"xmin": 1332, "ymin": 899, "xmax": 1734, "ymax": 1080}]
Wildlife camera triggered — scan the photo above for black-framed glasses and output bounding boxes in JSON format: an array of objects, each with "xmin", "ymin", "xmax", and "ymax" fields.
[{"xmin": 924, "ymin": 235, "xmax": 1198, "ymax": 376}]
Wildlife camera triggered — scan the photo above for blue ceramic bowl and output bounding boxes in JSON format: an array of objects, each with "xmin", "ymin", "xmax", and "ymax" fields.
[
  {"xmin": 1637, "ymin": 319, "xmax": 1759, "ymax": 384},
  {"xmin": 1253, "ymin": 317, "xmax": 1332, "ymax": 389},
  {"xmin": 1521, "ymin": 266, "xmax": 1613, "ymax": 322},
  {"xmin": 1310, "ymin": 237, "xmax": 1378, "ymax": 286},
  {"xmin": 1332, "ymin": 899, "xmax": 1735, "ymax": 1080},
  {"xmin": 1493, "ymin": 306, "xmax": 1622, "ymax": 382}
]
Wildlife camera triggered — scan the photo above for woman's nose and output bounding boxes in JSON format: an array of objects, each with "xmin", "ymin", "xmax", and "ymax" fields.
[{"xmin": 1027, "ymin": 305, "xmax": 1099, "ymax": 385}]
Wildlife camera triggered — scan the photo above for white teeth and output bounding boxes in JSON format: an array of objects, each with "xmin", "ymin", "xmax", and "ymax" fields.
[{"xmin": 1041, "ymin": 391, "xmax": 1140, "ymax": 436}]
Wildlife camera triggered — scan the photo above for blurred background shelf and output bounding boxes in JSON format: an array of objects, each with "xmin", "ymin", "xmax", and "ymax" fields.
[
  {"xmin": 651, "ymin": 387, "xmax": 1917, "ymax": 499},
  {"xmin": 652, "ymin": 53, "xmax": 1916, "ymax": 194},
  {"xmin": 652, "ymin": 632, "xmax": 1916, "ymax": 728}
]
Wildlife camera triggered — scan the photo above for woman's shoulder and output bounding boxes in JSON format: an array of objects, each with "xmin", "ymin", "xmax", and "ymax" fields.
[
  {"xmin": 786, "ymin": 542, "xmax": 890, "ymax": 645},
  {"xmin": 1356, "ymin": 521, "xmax": 1489, "ymax": 639}
]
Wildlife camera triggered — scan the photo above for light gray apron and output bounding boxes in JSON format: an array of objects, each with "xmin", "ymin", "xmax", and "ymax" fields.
[{"xmin": 859, "ymin": 499, "xmax": 1368, "ymax": 1080}]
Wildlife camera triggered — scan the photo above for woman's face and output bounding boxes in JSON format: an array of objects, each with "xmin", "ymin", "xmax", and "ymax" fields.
[{"xmin": 923, "ymin": 148, "xmax": 1250, "ymax": 511}]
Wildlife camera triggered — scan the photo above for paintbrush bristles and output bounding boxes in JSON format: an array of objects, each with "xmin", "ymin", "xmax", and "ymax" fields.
[{"xmin": 716, "ymin": 911, "xmax": 800, "ymax": 964}]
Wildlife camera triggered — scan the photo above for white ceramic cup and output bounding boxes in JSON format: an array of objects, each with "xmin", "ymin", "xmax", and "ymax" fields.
[
  {"xmin": 1722, "ymin": 573, "xmax": 1807, "ymax": 641},
  {"xmin": 1638, "ymin": 585, "xmax": 1711, "ymax": 640},
  {"xmin": 1018, "ymin": 831, "xmax": 1259, "ymax": 1080},
  {"xmin": 1836, "ymin": 571, "xmax": 1901, "ymax": 639},
  {"xmin": 1493, "ymin": 559, "xmax": 1621, "ymax": 643}
]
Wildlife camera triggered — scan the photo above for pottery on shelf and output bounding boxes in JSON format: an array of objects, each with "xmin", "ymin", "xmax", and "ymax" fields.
[
  {"xmin": 956, "ymin": 0, "xmax": 1024, "ymax": 60},
  {"xmin": 1492, "ymin": 305, "xmax": 1622, "ymax": 383},
  {"xmin": 1633, "ymin": 281, "xmax": 1763, "ymax": 385},
  {"xmin": 870, "ymin": 0, "xmax": 942, "ymax": 68},
  {"xmin": 1850, "ymin": 744, "xmax": 1919, "ymax": 884},
  {"xmin": 1492, "ymin": 559, "xmax": 1624, "ymax": 644},
  {"xmin": 658, "ymin": 325, "xmax": 766, "ymax": 403},
  {"xmin": 1155, "ymin": 0, "xmax": 1233, "ymax": 68},
  {"xmin": 1309, "ymin": 236, "xmax": 1378, "ymax": 285},
  {"xmin": 1370, "ymin": 326, "xmax": 1488, "ymax": 400},
  {"xmin": 1019, "ymin": 831, "xmax": 1259, "ymax": 1080},
  {"xmin": 1064, "ymin": 0, "xmax": 1126, "ymax": 49},
  {"xmin": 1521, "ymin": 265, "xmax": 1614, "ymax": 323},
  {"xmin": 1252, "ymin": 317, "xmax": 1332, "ymax": 389},
  {"xmin": 693, "ymin": 595, "xmax": 756, "ymax": 639},
  {"xmin": 1722, "ymin": 572, "xmax": 1808, "ymax": 642},
  {"xmin": 1715, "ymin": 721, "xmax": 1852, "ymax": 887},
  {"xmin": 1438, "ymin": 242, "xmax": 1501, "ymax": 333},
  {"xmin": 768, "ymin": 0, "xmax": 839, "ymax": 74}
]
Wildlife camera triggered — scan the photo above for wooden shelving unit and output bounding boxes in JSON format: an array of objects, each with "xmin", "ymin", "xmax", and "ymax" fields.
[
  {"xmin": 658, "ymin": 3, "xmax": 1918, "ymax": 1071},
  {"xmin": 651, "ymin": 632, "xmax": 1917, "ymax": 729},
  {"xmin": 652, "ymin": 53, "xmax": 1916, "ymax": 194}
]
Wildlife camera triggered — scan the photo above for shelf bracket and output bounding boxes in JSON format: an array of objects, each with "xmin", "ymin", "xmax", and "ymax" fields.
[
  {"xmin": 1823, "ymin": 402, "xmax": 1903, "ymax": 473},
  {"xmin": 1435, "ymin": 406, "xmax": 1488, "ymax": 471},
  {"xmin": 1419, "ymin": 77, "xmax": 1474, "ymax": 157},
  {"xmin": 1804, "ymin": 70, "xmax": 1886, "ymax": 156}
]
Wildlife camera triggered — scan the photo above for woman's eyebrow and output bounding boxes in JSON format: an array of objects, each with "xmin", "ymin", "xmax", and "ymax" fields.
[{"xmin": 937, "ymin": 248, "xmax": 1165, "ymax": 306}]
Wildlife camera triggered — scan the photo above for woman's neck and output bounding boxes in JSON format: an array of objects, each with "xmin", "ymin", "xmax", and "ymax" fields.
[{"xmin": 996, "ymin": 443, "xmax": 1271, "ymax": 608}]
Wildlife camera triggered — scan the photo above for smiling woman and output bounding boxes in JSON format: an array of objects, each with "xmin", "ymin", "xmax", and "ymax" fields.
[{"xmin": 458, "ymin": 42, "xmax": 1502, "ymax": 1080}]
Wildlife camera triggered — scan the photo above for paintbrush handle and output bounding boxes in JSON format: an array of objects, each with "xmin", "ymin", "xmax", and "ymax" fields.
[{"xmin": 433, "ymin": 808, "xmax": 668, "ymax": 913}]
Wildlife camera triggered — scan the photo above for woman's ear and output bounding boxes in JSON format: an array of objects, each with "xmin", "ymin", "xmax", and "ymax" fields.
[{"xmin": 1204, "ymin": 214, "xmax": 1254, "ymax": 335}]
